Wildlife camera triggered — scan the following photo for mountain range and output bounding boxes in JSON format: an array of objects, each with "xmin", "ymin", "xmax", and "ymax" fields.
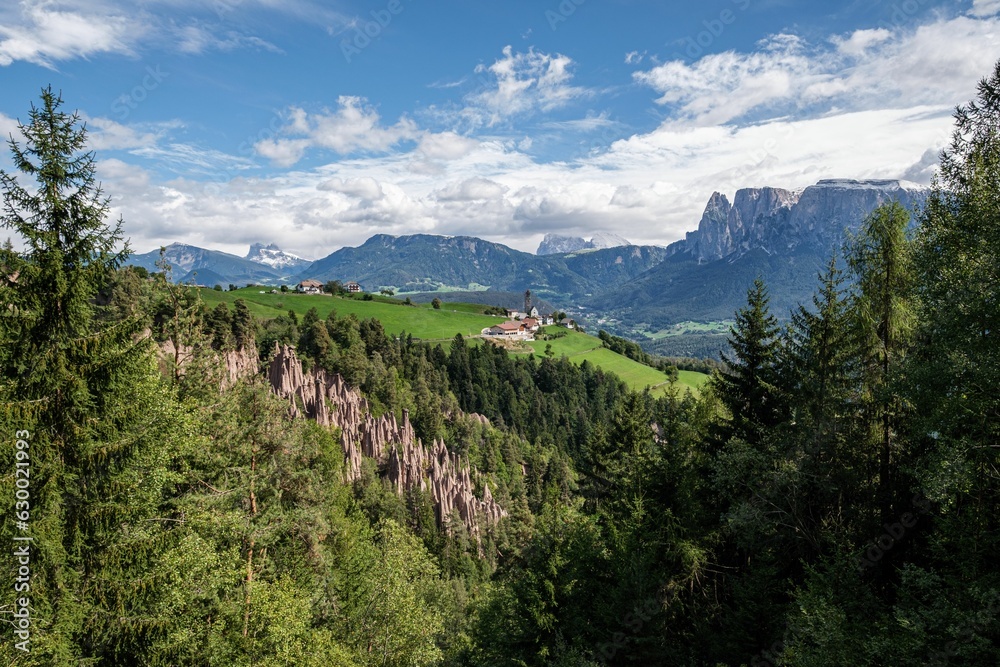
[
  {"xmin": 300, "ymin": 234, "xmax": 668, "ymax": 297},
  {"xmin": 129, "ymin": 241, "xmax": 311, "ymax": 286},
  {"xmin": 588, "ymin": 178, "xmax": 927, "ymax": 335},
  {"xmin": 127, "ymin": 178, "xmax": 928, "ymax": 347}
]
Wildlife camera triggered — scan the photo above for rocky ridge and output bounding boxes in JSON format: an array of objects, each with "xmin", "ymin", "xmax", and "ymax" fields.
[
  {"xmin": 245, "ymin": 243, "xmax": 310, "ymax": 271},
  {"xmin": 678, "ymin": 179, "xmax": 927, "ymax": 263},
  {"xmin": 536, "ymin": 231, "xmax": 632, "ymax": 255}
]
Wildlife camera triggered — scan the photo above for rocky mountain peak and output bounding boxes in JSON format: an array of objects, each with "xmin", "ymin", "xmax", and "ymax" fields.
[
  {"xmin": 536, "ymin": 231, "xmax": 632, "ymax": 255},
  {"xmin": 245, "ymin": 242, "xmax": 309, "ymax": 270},
  {"xmin": 679, "ymin": 179, "xmax": 925, "ymax": 263}
]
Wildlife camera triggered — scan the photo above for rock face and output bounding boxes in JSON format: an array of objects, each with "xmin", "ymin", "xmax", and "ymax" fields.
[
  {"xmin": 245, "ymin": 243, "xmax": 310, "ymax": 271},
  {"xmin": 221, "ymin": 346, "xmax": 259, "ymax": 389},
  {"xmin": 266, "ymin": 343, "xmax": 506, "ymax": 541},
  {"xmin": 536, "ymin": 232, "xmax": 631, "ymax": 255},
  {"xmin": 678, "ymin": 179, "xmax": 927, "ymax": 263},
  {"xmin": 159, "ymin": 339, "xmax": 259, "ymax": 390}
]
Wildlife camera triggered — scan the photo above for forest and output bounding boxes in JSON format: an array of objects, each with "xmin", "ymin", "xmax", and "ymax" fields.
[{"xmin": 1, "ymin": 59, "xmax": 999, "ymax": 666}]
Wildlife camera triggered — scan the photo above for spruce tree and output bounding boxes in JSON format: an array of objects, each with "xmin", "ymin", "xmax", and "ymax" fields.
[
  {"xmin": 783, "ymin": 257, "xmax": 855, "ymax": 459},
  {"xmin": 0, "ymin": 88, "xmax": 177, "ymax": 662},
  {"xmin": 713, "ymin": 278, "xmax": 784, "ymax": 448}
]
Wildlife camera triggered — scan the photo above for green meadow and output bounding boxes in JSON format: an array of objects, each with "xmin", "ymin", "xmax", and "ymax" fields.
[
  {"xmin": 199, "ymin": 289, "xmax": 710, "ymax": 395},
  {"xmin": 524, "ymin": 327, "xmax": 709, "ymax": 396},
  {"xmin": 197, "ymin": 287, "xmax": 502, "ymax": 340}
]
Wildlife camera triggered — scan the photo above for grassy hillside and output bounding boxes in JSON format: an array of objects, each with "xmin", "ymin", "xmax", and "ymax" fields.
[
  {"xmin": 524, "ymin": 327, "xmax": 708, "ymax": 396},
  {"xmin": 197, "ymin": 287, "xmax": 501, "ymax": 340},
  {"xmin": 200, "ymin": 289, "xmax": 711, "ymax": 395}
]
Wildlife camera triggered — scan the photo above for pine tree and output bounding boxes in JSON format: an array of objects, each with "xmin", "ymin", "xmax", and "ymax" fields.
[{"xmin": 903, "ymin": 58, "xmax": 1000, "ymax": 644}]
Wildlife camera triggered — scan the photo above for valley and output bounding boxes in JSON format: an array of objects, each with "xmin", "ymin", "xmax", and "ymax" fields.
[{"xmin": 134, "ymin": 178, "xmax": 929, "ymax": 360}]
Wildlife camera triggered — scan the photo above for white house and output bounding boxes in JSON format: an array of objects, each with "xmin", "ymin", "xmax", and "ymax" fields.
[
  {"xmin": 297, "ymin": 279, "xmax": 323, "ymax": 294},
  {"xmin": 482, "ymin": 320, "xmax": 533, "ymax": 340}
]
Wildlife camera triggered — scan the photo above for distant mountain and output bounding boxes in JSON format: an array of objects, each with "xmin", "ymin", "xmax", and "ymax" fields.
[
  {"xmin": 536, "ymin": 232, "xmax": 631, "ymax": 255},
  {"xmin": 128, "ymin": 243, "xmax": 290, "ymax": 286},
  {"xmin": 246, "ymin": 243, "xmax": 311, "ymax": 271},
  {"xmin": 591, "ymin": 179, "xmax": 929, "ymax": 333},
  {"xmin": 299, "ymin": 234, "xmax": 667, "ymax": 299}
]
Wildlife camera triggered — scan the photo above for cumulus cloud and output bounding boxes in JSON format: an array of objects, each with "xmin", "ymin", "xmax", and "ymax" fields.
[
  {"xmin": 465, "ymin": 46, "xmax": 589, "ymax": 127},
  {"xmin": 254, "ymin": 97, "xmax": 419, "ymax": 166},
  {"xmin": 969, "ymin": 0, "xmax": 1000, "ymax": 17},
  {"xmin": 633, "ymin": 14, "xmax": 1000, "ymax": 126},
  {"xmin": 417, "ymin": 132, "xmax": 479, "ymax": 161},
  {"xmin": 317, "ymin": 176, "xmax": 385, "ymax": 201},
  {"xmin": 433, "ymin": 177, "xmax": 508, "ymax": 202},
  {"xmin": 0, "ymin": 1, "xmax": 138, "ymax": 67}
]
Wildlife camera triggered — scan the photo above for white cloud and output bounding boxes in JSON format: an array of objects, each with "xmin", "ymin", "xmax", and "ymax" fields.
[
  {"xmin": 833, "ymin": 28, "xmax": 892, "ymax": 56},
  {"xmin": 254, "ymin": 97, "xmax": 419, "ymax": 166},
  {"xmin": 540, "ymin": 112, "xmax": 618, "ymax": 132},
  {"xmin": 254, "ymin": 138, "xmax": 311, "ymax": 168},
  {"xmin": 173, "ymin": 24, "xmax": 281, "ymax": 55},
  {"xmin": 634, "ymin": 34, "xmax": 813, "ymax": 126},
  {"xmin": 970, "ymin": 0, "xmax": 1000, "ymax": 17},
  {"xmin": 465, "ymin": 46, "xmax": 589, "ymax": 127},
  {"xmin": 634, "ymin": 15, "xmax": 1000, "ymax": 126},
  {"xmin": 433, "ymin": 177, "xmax": 508, "ymax": 202},
  {"xmin": 130, "ymin": 142, "xmax": 256, "ymax": 177},
  {"xmin": 82, "ymin": 116, "xmax": 170, "ymax": 151},
  {"xmin": 0, "ymin": 0, "xmax": 326, "ymax": 67},
  {"xmin": 416, "ymin": 132, "xmax": 479, "ymax": 161},
  {"xmin": 317, "ymin": 176, "xmax": 384, "ymax": 201},
  {"xmin": 0, "ymin": 1, "xmax": 138, "ymax": 67}
]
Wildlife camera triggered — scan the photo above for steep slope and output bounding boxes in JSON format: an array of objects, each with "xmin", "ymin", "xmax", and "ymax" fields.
[{"xmin": 594, "ymin": 179, "xmax": 928, "ymax": 333}]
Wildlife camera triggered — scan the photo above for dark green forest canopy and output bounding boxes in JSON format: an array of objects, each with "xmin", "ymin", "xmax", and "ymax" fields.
[{"xmin": 1, "ymin": 58, "xmax": 1000, "ymax": 665}]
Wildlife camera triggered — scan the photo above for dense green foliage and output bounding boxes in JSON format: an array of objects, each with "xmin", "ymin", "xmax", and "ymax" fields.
[{"xmin": 3, "ymin": 61, "xmax": 1000, "ymax": 666}]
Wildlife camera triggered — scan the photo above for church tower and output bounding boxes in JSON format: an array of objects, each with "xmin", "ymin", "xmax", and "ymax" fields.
[{"xmin": 524, "ymin": 289, "xmax": 531, "ymax": 314}]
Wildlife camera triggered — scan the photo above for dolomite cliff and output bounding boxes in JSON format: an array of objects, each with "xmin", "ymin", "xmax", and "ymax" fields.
[
  {"xmin": 264, "ymin": 342, "xmax": 506, "ymax": 540},
  {"xmin": 677, "ymin": 179, "xmax": 927, "ymax": 263}
]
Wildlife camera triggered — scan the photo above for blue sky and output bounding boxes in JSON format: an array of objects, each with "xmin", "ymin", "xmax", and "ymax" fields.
[{"xmin": 1, "ymin": 0, "xmax": 998, "ymax": 258}]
